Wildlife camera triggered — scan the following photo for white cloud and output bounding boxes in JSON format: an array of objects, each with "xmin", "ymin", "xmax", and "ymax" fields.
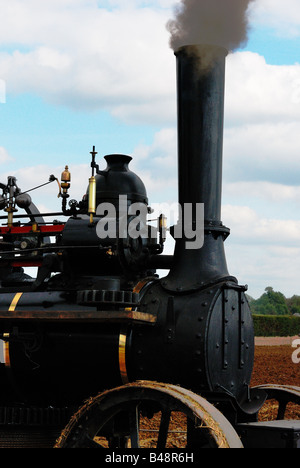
[
  {"xmin": 0, "ymin": 1, "xmax": 176, "ymax": 123},
  {"xmin": 224, "ymin": 181, "xmax": 300, "ymax": 205},
  {"xmin": 0, "ymin": 147, "xmax": 13, "ymax": 164},
  {"xmin": 0, "ymin": 79, "xmax": 5, "ymax": 103},
  {"xmin": 223, "ymin": 204, "xmax": 300, "ymax": 298},
  {"xmin": 225, "ymin": 242, "xmax": 300, "ymax": 299},
  {"xmin": 223, "ymin": 204, "xmax": 300, "ymax": 247},
  {"xmin": 223, "ymin": 121, "xmax": 300, "ymax": 185},
  {"xmin": 133, "ymin": 127, "xmax": 177, "ymax": 166},
  {"xmin": 250, "ymin": 0, "xmax": 300, "ymax": 37},
  {"xmin": 2, "ymin": 3, "xmax": 300, "ymax": 129},
  {"xmin": 222, "ymin": 180, "xmax": 300, "ymax": 224},
  {"xmin": 226, "ymin": 52, "xmax": 300, "ymax": 126},
  {"xmin": 222, "ymin": 51, "xmax": 300, "ymax": 186},
  {"xmin": 101, "ymin": 0, "xmax": 176, "ymax": 8},
  {"xmin": 132, "ymin": 128, "xmax": 178, "ymax": 203}
]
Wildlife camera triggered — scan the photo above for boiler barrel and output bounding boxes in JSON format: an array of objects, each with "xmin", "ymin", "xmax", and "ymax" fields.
[{"xmin": 4, "ymin": 323, "xmax": 123, "ymax": 406}]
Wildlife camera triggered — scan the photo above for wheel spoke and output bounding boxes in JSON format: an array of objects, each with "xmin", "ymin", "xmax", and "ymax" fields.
[
  {"xmin": 81, "ymin": 432, "xmax": 104, "ymax": 449},
  {"xmin": 129, "ymin": 404, "xmax": 140, "ymax": 448},
  {"xmin": 277, "ymin": 401, "xmax": 288, "ymax": 420},
  {"xmin": 109, "ymin": 436, "xmax": 129, "ymax": 449},
  {"xmin": 157, "ymin": 410, "xmax": 171, "ymax": 449}
]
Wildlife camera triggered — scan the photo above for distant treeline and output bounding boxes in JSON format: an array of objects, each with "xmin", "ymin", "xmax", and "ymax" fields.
[
  {"xmin": 253, "ymin": 314, "xmax": 300, "ymax": 337},
  {"xmin": 247, "ymin": 287, "xmax": 300, "ymax": 316}
]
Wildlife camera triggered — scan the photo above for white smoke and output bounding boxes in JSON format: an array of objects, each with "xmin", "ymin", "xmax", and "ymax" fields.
[{"xmin": 167, "ymin": 0, "xmax": 256, "ymax": 52}]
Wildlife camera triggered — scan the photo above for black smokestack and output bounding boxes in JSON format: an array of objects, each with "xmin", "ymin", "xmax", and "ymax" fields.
[
  {"xmin": 176, "ymin": 45, "xmax": 227, "ymax": 221},
  {"xmin": 163, "ymin": 45, "xmax": 233, "ymax": 293},
  {"xmin": 167, "ymin": 0, "xmax": 255, "ymax": 53},
  {"xmin": 162, "ymin": 1, "xmax": 256, "ymax": 293}
]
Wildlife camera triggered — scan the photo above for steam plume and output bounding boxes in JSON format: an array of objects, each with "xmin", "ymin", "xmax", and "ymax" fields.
[{"xmin": 167, "ymin": 0, "xmax": 255, "ymax": 52}]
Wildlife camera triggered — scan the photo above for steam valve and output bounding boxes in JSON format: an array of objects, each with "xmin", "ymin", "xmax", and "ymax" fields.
[
  {"xmin": 4, "ymin": 176, "xmax": 18, "ymax": 227},
  {"xmin": 89, "ymin": 146, "xmax": 98, "ymax": 224},
  {"xmin": 61, "ymin": 166, "xmax": 71, "ymax": 199},
  {"xmin": 159, "ymin": 214, "xmax": 167, "ymax": 244}
]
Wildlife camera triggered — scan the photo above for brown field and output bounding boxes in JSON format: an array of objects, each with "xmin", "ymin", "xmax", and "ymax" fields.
[
  {"xmin": 251, "ymin": 344, "xmax": 300, "ymax": 421},
  {"xmin": 252, "ymin": 345, "xmax": 299, "ymax": 388},
  {"xmin": 138, "ymin": 343, "xmax": 300, "ymax": 448}
]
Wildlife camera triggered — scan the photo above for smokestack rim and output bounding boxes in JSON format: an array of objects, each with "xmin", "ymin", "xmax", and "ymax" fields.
[{"xmin": 174, "ymin": 44, "xmax": 228, "ymax": 59}]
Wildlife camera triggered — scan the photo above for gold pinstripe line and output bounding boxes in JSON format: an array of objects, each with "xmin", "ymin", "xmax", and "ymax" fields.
[
  {"xmin": 119, "ymin": 328, "xmax": 129, "ymax": 385},
  {"xmin": 9, "ymin": 292, "xmax": 23, "ymax": 312}
]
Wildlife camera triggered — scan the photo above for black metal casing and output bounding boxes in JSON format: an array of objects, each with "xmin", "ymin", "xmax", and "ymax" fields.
[{"xmin": 0, "ymin": 45, "xmax": 259, "ymax": 439}]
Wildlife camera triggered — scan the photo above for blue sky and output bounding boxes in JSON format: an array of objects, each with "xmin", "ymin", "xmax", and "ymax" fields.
[
  {"xmin": 0, "ymin": 0, "xmax": 300, "ymax": 299},
  {"xmin": 246, "ymin": 24, "xmax": 300, "ymax": 65}
]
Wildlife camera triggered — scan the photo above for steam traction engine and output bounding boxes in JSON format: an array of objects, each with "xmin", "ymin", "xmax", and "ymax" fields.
[{"xmin": 0, "ymin": 45, "xmax": 299, "ymax": 449}]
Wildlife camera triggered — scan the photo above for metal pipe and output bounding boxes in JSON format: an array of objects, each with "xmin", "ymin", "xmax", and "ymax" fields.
[
  {"xmin": 176, "ymin": 45, "xmax": 227, "ymax": 220},
  {"xmin": 88, "ymin": 176, "xmax": 97, "ymax": 223}
]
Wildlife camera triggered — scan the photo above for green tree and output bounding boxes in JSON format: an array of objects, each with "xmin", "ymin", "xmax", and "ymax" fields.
[
  {"xmin": 250, "ymin": 287, "xmax": 289, "ymax": 316},
  {"xmin": 286, "ymin": 295, "xmax": 300, "ymax": 315}
]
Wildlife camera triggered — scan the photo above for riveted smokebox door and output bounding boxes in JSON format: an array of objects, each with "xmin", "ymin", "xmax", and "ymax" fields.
[
  {"xmin": 206, "ymin": 286, "xmax": 254, "ymax": 400},
  {"xmin": 223, "ymin": 288, "xmax": 248, "ymax": 371}
]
